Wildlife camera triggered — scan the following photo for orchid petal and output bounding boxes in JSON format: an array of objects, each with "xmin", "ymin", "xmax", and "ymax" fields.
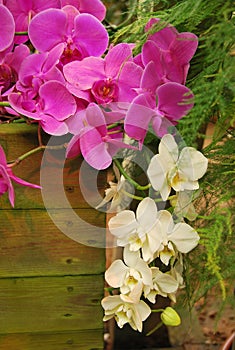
[
  {"xmin": 169, "ymin": 222, "xmax": 200, "ymax": 253},
  {"xmin": 0, "ymin": 5, "xmax": 15, "ymax": 51},
  {"xmin": 178, "ymin": 147, "xmax": 208, "ymax": 181},
  {"xmin": 73, "ymin": 13, "xmax": 109, "ymax": 57}
]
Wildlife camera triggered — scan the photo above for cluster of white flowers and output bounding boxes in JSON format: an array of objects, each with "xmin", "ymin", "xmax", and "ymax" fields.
[{"xmin": 101, "ymin": 134, "xmax": 208, "ymax": 333}]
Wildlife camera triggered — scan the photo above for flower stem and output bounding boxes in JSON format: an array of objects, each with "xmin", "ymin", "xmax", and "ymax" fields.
[
  {"xmin": 7, "ymin": 144, "xmax": 66, "ymax": 167},
  {"xmin": 15, "ymin": 31, "xmax": 28, "ymax": 35},
  {"xmin": 146, "ymin": 321, "xmax": 163, "ymax": 336},
  {"xmin": 0, "ymin": 102, "xmax": 10, "ymax": 106},
  {"xmin": 120, "ymin": 189, "xmax": 145, "ymax": 201},
  {"xmin": 114, "ymin": 159, "xmax": 151, "ymax": 191}
]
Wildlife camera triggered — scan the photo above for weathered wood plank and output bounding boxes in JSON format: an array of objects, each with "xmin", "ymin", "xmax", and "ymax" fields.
[
  {"xmin": 0, "ymin": 123, "xmax": 107, "ymax": 209},
  {"xmin": 0, "ymin": 330, "xmax": 103, "ymax": 350},
  {"xmin": 0, "ymin": 209, "xmax": 105, "ymax": 277},
  {"xmin": 0, "ymin": 275, "xmax": 104, "ymax": 334}
]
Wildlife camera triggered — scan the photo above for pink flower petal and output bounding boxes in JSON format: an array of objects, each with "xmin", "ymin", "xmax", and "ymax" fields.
[
  {"xmin": 73, "ymin": 13, "xmax": 109, "ymax": 57},
  {"xmin": 157, "ymin": 82, "xmax": 194, "ymax": 121},
  {"xmin": 105, "ymin": 43, "xmax": 133, "ymax": 78},
  {"xmin": 0, "ymin": 5, "xmax": 15, "ymax": 51},
  {"xmin": 40, "ymin": 81, "xmax": 76, "ymax": 120},
  {"xmin": 29, "ymin": 8, "xmax": 67, "ymax": 52},
  {"xmin": 80, "ymin": 126, "xmax": 112, "ymax": 170}
]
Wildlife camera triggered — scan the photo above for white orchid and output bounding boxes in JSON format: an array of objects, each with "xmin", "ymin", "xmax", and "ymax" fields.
[
  {"xmin": 144, "ymin": 267, "xmax": 179, "ymax": 303},
  {"xmin": 96, "ymin": 164, "xmax": 134, "ymax": 212},
  {"xmin": 147, "ymin": 134, "xmax": 208, "ymax": 201},
  {"xmin": 105, "ymin": 247, "xmax": 153, "ymax": 294},
  {"xmin": 170, "ymin": 190, "xmax": 199, "ymax": 221},
  {"xmin": 101, "ymin": 282, "xmax": 151, "ymax": 332},
  {"xmin": 108, "ymin": 197, "xmax": 162, "ymax": 262},
  {"xmin": 154, "ymin": 210, "xmax": 200, "ymax": 265}
]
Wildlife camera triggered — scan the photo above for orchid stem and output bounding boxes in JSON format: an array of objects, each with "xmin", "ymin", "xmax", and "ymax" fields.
[
  {"xmin": 120, "ymin": 189, "xmax": 145, "ymax": 201},
  {"xmin": 7, "ymin": 144, "xmax": 66, "ymax": 167},
  {"xmin": 114, "ymin": 159, "xmax": 151, "ymax": 191},
  {"xmin": 15, "ymin": 31, "xmax": 28, "ymax": 35},
  {"xmin": 0, "ymin": 102, "xmax": 10, "ymax": 106},
  {"xmin": 146, "ymin": 321, "xmax": 163, "ymax": 336}
]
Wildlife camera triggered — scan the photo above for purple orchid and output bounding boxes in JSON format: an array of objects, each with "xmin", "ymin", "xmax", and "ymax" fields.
[
  {"xmin": 66, "ymin": 103, "xmax": 136, "ymax": 170},
  {"xmin": 16, "ymin": 44, "xmax": 65, "ymax": 98},
  {"xmin": 9, "ymin": 80, "xmax": 77, "ymax": 135},
  {"xmin": 0, "ymin": 4, "xmax": 15, "ymax": 51},
  {"xmin": 0, "ymin": 44, "xmax": 30, "ymax": 116},
  {"xmin": 141, "ymin": 18, "xmax": 198, "ymax": 85},
  {"xmin": 4, "ymin": 0, "xmax": 60, "ymax": 44},
  {"xmin": 0, "ymin": 145, "xmax": 41, "ymax": 207},
  {"xmin": 28, "ymin": 5, "xmax": 109, "ymax": 64},
  {"xmin": 60, "ymin": 0, "xmax": 106, "ymax": 21},
  {"xmin": 63, "ymin": 43, "xmax": 143, "ymax": 104},
  {"xmin": 125, "ymin": 82, "xmax": 194, "ymax": 142}
]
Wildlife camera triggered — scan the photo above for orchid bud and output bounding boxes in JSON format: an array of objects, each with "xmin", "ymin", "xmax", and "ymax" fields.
[{"xmin": 160, "ymin": 307, "xmax": 181, "ymax": 326}]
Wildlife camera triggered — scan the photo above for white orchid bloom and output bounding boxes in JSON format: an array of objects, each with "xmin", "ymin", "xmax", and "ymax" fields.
[
  {"xmin": 144, "ymin": 267, "xmax": 179, "ymax": 303},
  {"xmin": 147, "ymin": 134, "xmax": 208, "ymax": 201},
  {"xmin": 108, "ymin": 197, "xmax": 162, "ymax": 262},
  {"xmin": 101, "ymin": 282, "xmax": 151, "ymax": 332},
  {"xmin": 154, "ymin": 210, "xmax": 200, "ymax": 265},
  {"xmin": 96, "ymin": 164, "xmax": 134, "ymax": 212},
  {"xmin": 170, "ymin": 190, "xmax": 199, "ymax": 221},
  {"xmin": 105, "ymin": 247, "xmax": 153, "ymax": 294}
]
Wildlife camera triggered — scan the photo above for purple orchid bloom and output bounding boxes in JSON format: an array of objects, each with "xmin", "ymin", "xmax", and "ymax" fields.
[
  {"xmin": 0, "ymin": 44, "xmax": 30, "ymax": 94},
  {"xmin": 63, "ymin": 43, "xmax": 143, "ymax": 104},
  {"xmin": 9, "ymin": 80, "xmax": 77, "ymax": 135},
  {"xmin": 16, "ymin": 44, "xmax": 65, "ymax": 98},
  {"xmin": 28, "ymin": 5, "xmax": 109, "ymax": 64},
  {"xmin": 60, "ymin": 0, "xmax": 106, "ymax": 21},
  {"xmin": 66, "ymin": 103, "xmax": 136, "ymax": 170},
  {"xmin": 125, "ymin": 82, "xmax": 194, "ymax": 143},
  {"xmin": 4, "ymin": 0, "xmax": 60, "ymax": 44},
  {"xmin": 142, "ymin": 18, "xmax": 198, "ymax": 85},
  {"xmin": 0, "ymin": 4, "xmax": 15, "ymax": 51},
  {"xmin": 0, "ymin": 145, "xmax": 41, "ymax": 207}
]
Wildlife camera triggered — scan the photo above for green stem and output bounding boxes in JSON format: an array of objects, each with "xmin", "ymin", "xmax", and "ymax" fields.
[
  {"xmin": 15, "ymin": 31, "xmax": 28, "ymax": 35},
  {"xmin": 120, "ymin": 189, "xmax": 145, "ymax": 201},
  {"xmin": 0, "ymin": 102, "xmax": 10, "ymax": 107},
  {"xmin": 7, "ymin": 144, "xmax": 66, "ymax": 167},
  {"xmin": 146, "ymin": 321, "xmax": 163, "ymax": 336},
  {"xmin": 114, "ymin": 159, "xmax": 151, "ymax": 191}
]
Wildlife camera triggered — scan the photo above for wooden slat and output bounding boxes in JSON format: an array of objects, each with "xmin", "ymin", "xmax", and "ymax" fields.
[
  {"xmin": 0, "ymin": 330, "xmax": 103, "ymax": 350},
  {"xmin": 0, "ymin": 275, "xmax": 104, "ymax": 334},
  {"xmin": 0, "ymin": 123, "xmax": 107, "ymax": 209},
  {"xmin": 0, "ymin": 209, "xmax": 105, "ymax": 277}
]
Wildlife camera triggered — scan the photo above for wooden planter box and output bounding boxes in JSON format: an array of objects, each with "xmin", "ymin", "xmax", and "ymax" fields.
[{"xmin": 0, "ymin": 123, "xmax": 106, "ymax": 350}]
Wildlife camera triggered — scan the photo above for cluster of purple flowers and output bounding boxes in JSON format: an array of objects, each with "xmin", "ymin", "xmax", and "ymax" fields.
[{"xmin": 0, "ymin": 0, "xmax": 198, "ymax": 205}]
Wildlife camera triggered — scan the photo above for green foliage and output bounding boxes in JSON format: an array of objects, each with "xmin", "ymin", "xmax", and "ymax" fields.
[{"xmin": 106, "ymin": 0, "xmax": 235, "ymax": 306}]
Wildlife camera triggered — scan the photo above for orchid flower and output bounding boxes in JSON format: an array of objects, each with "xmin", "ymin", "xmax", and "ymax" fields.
[
  {"xmin": 1, "ymin": 44, "xmax": 30, "ymax": 96},
  {"xmin": 95, "ymin": 164, "xmax": 134, "ymax": 212},
  {"xmin": 142, "ymin": 18, "xmax": 198, "ymax": 85},
  {"xmin": 108, "ymin": 197, "xmax": 161, "ymax": 263},
  {"xmin": 60, "ymin": 0, "xmax": 106, "ymax": 21},
  {"xmin": 105, "ymin": 247, "xmax": 153, "ymax": 295},
  {"xmin": 63, "ymin": 43, "xmax": 143, "ymax": 104},
  {"xmin": 0, "ymin": 146, "xmax": 41, "ymax": 207},
  {"xmin": 152, "ymin": 209, "xmax": 200, "ymax": 265},
  {"xmin": 144, "ymin": 267, "xmax": 179, "ymax": 303},
  {"xmin": 16, "ymin": 44, "xmax": 65, "ymax": 97},
  {"xmin": 4, "ymin": 0, "xmax": 61, "ymax": 44},
  {"xmin": 125, "ymin": 81, "xmax": 194, "ymax": 142},
  {"xmin": 0, "ymin": 4, "xmax": 15, "ymax": 52},
  {"xmin": 66, "ymin": 103, "xmax": 136, "ymax": 170},
  {"xmin": 28, "ymin": 5, "xmax": 109, "ymax": 64},
  {"xmin": 9, "ymin": 80, "xmax": 77, "ymax": 135},
  {"xmin": 102, "ymin": 282, "xmax": 151, "ymax": 332},
  {"xmin": 147, "ymin": 134, "xmax": 208, "ymax": 201}
]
